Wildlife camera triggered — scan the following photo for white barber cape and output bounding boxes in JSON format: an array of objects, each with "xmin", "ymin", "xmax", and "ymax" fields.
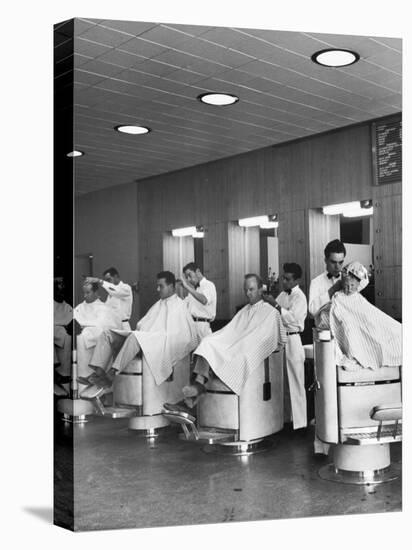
[
  {"xmin": 54, "ymin": 300, "xmax": 73, "ymax": 347},
  {"xmin": 195, "ymin": 300, "xmax": 287, "ymax": 395},
  {"xmin": 132, "ymin": 294, "xmax": 199, "ymax": 385},
  {"xmin": 330, "ymin": 292, "xmax": 402, "ymax": 370},
  {"xmin": 74, "ymin": 299, "xmax": 122, "ymax": 348}
]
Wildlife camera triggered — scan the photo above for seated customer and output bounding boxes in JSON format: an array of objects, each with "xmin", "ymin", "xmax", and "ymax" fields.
[
  {"xmin": 164, "ymin": 273, "xmax": 287, "ymax": 413},
  {"xmin": 330, "ymin": 261, "xmax": 402, "ymax": 371},
  {"xmin": 74, "ymin": 281, "xmax": 122, "ymax": 350},
  {"xmin": 81, "ymin": 271, "xmax": 199, "ymax": 398},
  {"xmin": 54, "ymin": 277, "xmax": 73, "ymax": 394}
]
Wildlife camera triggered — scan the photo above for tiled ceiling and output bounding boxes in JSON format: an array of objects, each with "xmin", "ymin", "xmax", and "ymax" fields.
[{"xmin": 54, "ymin": 18, "xmax": 402, "ymax": 196}]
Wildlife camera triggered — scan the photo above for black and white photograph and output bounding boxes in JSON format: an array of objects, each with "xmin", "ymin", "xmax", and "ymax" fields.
[{"xmin": 3, "ymin": 1, "xmax": 410, "ymax": 547}]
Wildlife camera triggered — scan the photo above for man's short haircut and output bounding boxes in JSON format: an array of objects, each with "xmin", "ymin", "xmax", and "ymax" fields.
[
  {"xmin": 324, "ymin": 239, "xmax": 346, "ymax": 259},
  {"xmin": 103, "ymin": 267, "xmax": 119, "ymax": 277},
  {"xmin": 244, "ymin": 273, "xmax": 263, "ymax": 288},
  {"xmin": 157, "ymin": 270, "xmax": 176, "ymax": 286},
  {"xmin": 283, "ymin": 262, "xmax": 302, "ymax": 280},
  {"xmin": 183, "ymin": 261, "xmax": 200, "ymax": 273},
  {"xmin": 83, "ymin": 281, "xmax": 99, "ymax": 292}
]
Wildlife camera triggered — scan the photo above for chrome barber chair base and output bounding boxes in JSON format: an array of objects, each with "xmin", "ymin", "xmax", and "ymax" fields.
[
  {"xmin": 178, "ymin": 428, "xmax": 235, "ymax": 445},
  {"xmin": 318, "ymin": 444, "xmax": 401, "ymax": 485},
  {"xmin": 62, "ymin": 413, "xmax": 87, "ymax": 424},
  {"xmin": 57, "ymin": 398, "xmax": 95, "ymax": 423},
  {"xmin": 318, "ymin": 462, "xmax": 401, "ymax": 485},
  {"xmin": 128, "ymin": 414, "xmax": 170, "ymax": 436},
  {"xmin": 203, "ymin": 437, "xmax": 273, "ymax": 456}
]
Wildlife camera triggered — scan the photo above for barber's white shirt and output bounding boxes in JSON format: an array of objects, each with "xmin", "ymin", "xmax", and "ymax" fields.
[
  {"xmin": 101, "ymin": 280, "xmax": 132, "ymax": 321},
  {"xmin": 276, "ymin": 286, "xmax": 307, "ymax": 332},
  {"xmin": 185, "ymin": 277, "xmax": 217, "ymax": 321},
  {"xmin": 308, "ymin": 272, "xmax": 341, "ymax": 327}
]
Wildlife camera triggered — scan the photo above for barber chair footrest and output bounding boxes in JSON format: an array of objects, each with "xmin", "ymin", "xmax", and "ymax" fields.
[{"xmin": 345, "ymin": 424, "xmax": 402, "ymax": 445}]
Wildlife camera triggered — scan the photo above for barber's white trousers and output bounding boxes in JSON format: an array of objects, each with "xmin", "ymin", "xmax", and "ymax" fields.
[
  {"xmin": 285, "ymin": 334, "xmax": 307, "ymax": 430},
  {"xmin": 195, "ymin": 321, "xmax": 212, "ymax": 342},
  {"xmin": 90, "ymin": 329, "xmax": 141, "ymax": 374},
  {"xmin": 54, "ymin": 328, "xmax": 71, "ymax": 376}
]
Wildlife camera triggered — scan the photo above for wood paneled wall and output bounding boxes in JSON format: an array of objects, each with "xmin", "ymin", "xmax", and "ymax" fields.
[
  {"xmin": 228, "ymin": 225, "xmax": 260, "ymax": 315},
  {"xmin": 137, "ymin": 121, "xmax": 400, "ymax": 319},
  {"xmin": 307, "ymin": 210, "xmax": 341, "ymax": 284},
  {"xmin": 372, "ymin": 181, "xmax": 402, "ymax": 319},
  {"xmin": 162, "ymin": 235, "xmax": 194, "ymax": 278},
  {"xmin": 75, "ymin": 182, "xmax": 140, "ymax": 326},
  {"xmin": 75, "ymin": 119, "xmax": 401, "ymax": 321}
]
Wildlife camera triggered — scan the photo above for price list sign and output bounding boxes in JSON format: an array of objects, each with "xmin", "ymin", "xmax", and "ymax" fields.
[{"xmin": 372, "ymin": 116, "xmax": 402, "ymax": 185}]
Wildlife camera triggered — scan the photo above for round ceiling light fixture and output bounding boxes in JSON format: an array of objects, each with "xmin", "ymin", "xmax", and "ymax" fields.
[
  {"xmin": 114, "ymin": 125, "xmax": 151, "ymax": 135},
  {"xmin": 198, "ymin": 92, "xmax": 239, "ymax": 106},
  {"xmin": 66, "ymin": 150, "xmax": 84, "ymax": 157},
  {"xmin": 311, "ymin": 48, "xmax": 360, "ymax": 67}
]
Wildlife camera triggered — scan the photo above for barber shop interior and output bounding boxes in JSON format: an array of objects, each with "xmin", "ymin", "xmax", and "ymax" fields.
[{"xmin": 54, "ymin": 18, "xmax": 403, "ymax": 532}]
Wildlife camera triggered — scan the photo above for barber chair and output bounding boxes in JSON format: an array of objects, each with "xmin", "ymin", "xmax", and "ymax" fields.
[
  {"xmin": 99, "ymin": 355, "xmax": 191, "ymax": 437},
  {"xmin": 163, "ymin": 350, "xmax": 285, "ymax": 455},
  {"xmin": 56, "ymin": 340, "xmax": 95, "ymax": 424},
  {"xmin": 312, "ymin": 330, "xmax": 402, "ymax": 484}
]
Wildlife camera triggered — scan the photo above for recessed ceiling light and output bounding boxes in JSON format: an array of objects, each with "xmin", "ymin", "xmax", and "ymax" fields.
[
  {"xmin": 198, "ymin": 92, "xmax": 239, "ymax": 106},
  {"xmin": 66, "ymin": 150, "xmax": 84, "ymax": 157},
  {"xmin": 311, "ymin": 48, "xmax": 360, "ymax": 67},
  {"xmin": 114, "ymin": 125, "xmax": 151, "ymax": 135}
]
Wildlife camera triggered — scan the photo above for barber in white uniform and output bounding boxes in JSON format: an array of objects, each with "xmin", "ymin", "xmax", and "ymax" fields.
[
  {"xmin": 265, "ymin": 263, "xmax": 307, "ymax": 430},
  {"xmin": 86, "ymin": 266, "xmax": 133, "ymax": 330},
  {"xmin": 308, "ymin": 239, "xmax": 346, "ymax": 454},
  {"xmin": 178, "ymin": 262, "xmax": 217, "ymax": 341}
]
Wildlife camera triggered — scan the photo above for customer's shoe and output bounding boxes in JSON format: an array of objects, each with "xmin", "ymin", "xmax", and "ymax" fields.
[{"xmin": 162, "ymin": 400, "xmax": 194, "ymax": 415}]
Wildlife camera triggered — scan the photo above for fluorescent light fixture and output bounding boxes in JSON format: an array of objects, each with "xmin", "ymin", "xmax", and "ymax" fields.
[
  {"xmin": 193, "ymin": 225, "xmax": 205, "ymax": 238},
  {"xmin": 239, "ymin": 215, "xmax": 269, "ymax": 227},
  {"xmin": 66, "ymin": 150, "xmax": 84, "ymax": 157},
  {"xmin": 114, "ymin": 125, "xmax": 151, "ymax": 135},
  {"xmin": 260, "ymin": 221, "xmax": 279, "ymax": 229},
  {"xmin": 343, "ymin": 207, "xmax": 374, "ymax": 218},
  {"xmin": 322, "ymin": 201, "xmax": 360, "ymax": 215},
  {"xmin": 311, "ymin": 49, "xmax": 360, "ymax": 67},
  {"xmin": 171, "ymin": 225, "xmax": 205, "ymax": 238},
  {"xmin": 198, "ymin": 92, "xmax": 239, "ymax": 106},
  {"xmin": 171, "ymin": 226, "xmax": 197, "ymax": 237}
]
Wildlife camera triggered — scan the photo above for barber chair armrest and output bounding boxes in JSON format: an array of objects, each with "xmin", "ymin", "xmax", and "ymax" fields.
[{"xmin": 370, "ymin": 403, "xmax": 402, "ymax": 422}]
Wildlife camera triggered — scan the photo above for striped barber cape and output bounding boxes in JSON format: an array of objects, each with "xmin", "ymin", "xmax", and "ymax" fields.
[
  {"xmin": 194, "ymin": 300, "xmax": 287, "ymax": 395},
  {"xmin": 330, "ymin": 291, "xmax": 402, "ymax": 370}
]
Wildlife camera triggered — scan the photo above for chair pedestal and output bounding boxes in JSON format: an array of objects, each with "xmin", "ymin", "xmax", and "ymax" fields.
[
  {"xmin": 57, "ymin": 398, "xmax": 95, "ymax": 424},
  {"xmin": 319, "ymin": 443, "xmax": 400, "ymax": 485},
  {"xmin": 166, "ymin": 352, "xmax": 284, "ymax": 455},
  {"xmin": 128, "ymin": 414, "xmax": 170, "ymax": 436}
]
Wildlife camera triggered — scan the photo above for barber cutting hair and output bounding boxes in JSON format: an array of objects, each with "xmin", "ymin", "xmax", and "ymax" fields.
[
  {"xmin": 178, "ymin": 262, "xmax": 217, "ymax": 341},
  {"xmin": 86, "ymin": 267, "xmax": 133, "ymax": 330},
  {"xmin": 308, "ymin": 239, "xmax": 346, "ymax": 330},
  {"xmin": 308, "ymin": 238, "xmax": 346, "ymax": 455}
]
